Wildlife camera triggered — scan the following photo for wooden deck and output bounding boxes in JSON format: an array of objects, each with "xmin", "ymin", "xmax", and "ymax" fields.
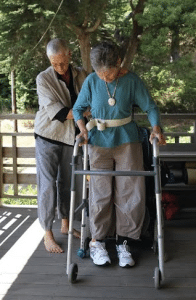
[{"xmin": 0, "ymin": 206, "xmax": 196, "ymax": 300}]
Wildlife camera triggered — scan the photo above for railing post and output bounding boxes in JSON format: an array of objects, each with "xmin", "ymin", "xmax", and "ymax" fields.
[
  {"xmin": 175, "ymin": 136, "xmax": 179, "ymax": 144},
  {"xmin": 193, "ymin": 120, "xmax": 196, "ymax": 143},
  {"xmin": 11, "ymin": 70, "xmax": 18, "ymax": 132},
  {"xmin": 12, "ymin": 135, "xmax": 18, "ymax": 196}
]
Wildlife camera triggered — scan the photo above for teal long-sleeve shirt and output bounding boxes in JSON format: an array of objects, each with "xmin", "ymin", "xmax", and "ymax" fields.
[{"xmin": 73, "ymin": 71, "xmax": 160, "ymax": 148}]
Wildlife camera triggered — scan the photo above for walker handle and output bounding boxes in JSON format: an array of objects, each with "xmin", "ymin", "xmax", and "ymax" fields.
[
  {"xmin": 152, "ymin": 137, "xmax": 159, "ymax": 158},
  {"xmin": 73, "ymin": 136, "xmax": 85, "ymax": 157}
]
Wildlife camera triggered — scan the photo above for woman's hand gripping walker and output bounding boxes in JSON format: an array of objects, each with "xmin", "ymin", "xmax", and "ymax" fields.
[
  {"xmin": 150, "ymin": 127, "xmax": 166, "ymax": 146},
  {"xmin": 76, "ymin": 119, "xmax": 88, "ymax": 146}
]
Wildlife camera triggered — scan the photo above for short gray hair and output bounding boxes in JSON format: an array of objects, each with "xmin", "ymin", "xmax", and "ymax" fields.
[
  {"xmin": 46, "ymin": 38, "xmax": 69, "ymax": 58},
  {"xmin": 90, "ymin": 41, "xmax": 120, "ymax": 71}
]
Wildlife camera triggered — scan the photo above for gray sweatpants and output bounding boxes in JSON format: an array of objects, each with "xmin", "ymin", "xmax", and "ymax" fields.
[
  {"xmin": 88, "ymin": 142, "xmax": 146, "ymax": 240},
  {"xmin": 35, "ymin": 136, "xmax": 82, "ymax": 231}
]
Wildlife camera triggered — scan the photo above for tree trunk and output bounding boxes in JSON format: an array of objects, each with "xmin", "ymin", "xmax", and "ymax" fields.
[
  {"xmin": 77, "ymin": 31, "xmax": 92, "ymax": 74},
  {"xmin": 170, "ymin": 27, "xmax": 180, "ymax": 62},
  {"xmin": 122, "ymin": 0, "xmax": 145, "ymax": 70},
  {"xmin": 121, "ymin": 36, "xmax": 139, "ymax": 70}
]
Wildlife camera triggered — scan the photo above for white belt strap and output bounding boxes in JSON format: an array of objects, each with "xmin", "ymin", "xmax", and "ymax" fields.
[{"xmin": 86, "ymin": 115, "xmax": 132, "ymax": 131}]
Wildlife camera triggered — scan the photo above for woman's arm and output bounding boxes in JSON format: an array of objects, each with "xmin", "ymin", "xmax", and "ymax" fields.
[{"xmin": 132, "ymin": 74, "xmax": 166, "ymax": 146}]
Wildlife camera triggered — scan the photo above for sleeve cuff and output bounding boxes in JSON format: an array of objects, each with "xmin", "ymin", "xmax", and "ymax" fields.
[
  {"xmin": 46, "ymin": 102, "xmax": 65, "ymax": 120},
  {"xmin": 53, "ymin": 107, "xmax": 70, "ymax": 123}
]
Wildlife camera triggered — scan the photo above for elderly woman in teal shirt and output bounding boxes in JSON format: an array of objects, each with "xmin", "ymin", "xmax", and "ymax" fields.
[{"xmin": 73, "ymin": 41, "xmax": 166, "ymax": 268}]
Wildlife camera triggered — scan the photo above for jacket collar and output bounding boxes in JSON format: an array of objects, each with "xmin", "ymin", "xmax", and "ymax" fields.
[{"xmin": 55, "ymin": 64, "xmax": 78, "ymax": 80}]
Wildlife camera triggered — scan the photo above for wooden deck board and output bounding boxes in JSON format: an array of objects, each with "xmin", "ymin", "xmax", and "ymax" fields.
[
  {"xmin": 0, "ymin": 206, "xmax": 196, "ymax": 300},
  {"xmin": 3, "ymin": 285, "xmax": 196, "ymax": 299}
]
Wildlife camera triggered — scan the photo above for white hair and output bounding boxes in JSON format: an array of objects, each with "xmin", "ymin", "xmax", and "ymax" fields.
[
  {"xmin": 90, "ymin": 41, "xmax": 119, "ymax": 71},
  {"xmin": 46, "ymin": 38, "xmax": 69, "ymax": 58}
]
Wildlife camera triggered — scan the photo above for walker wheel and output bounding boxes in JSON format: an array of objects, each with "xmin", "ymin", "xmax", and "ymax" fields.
[
  {"xmin": 154, "ymin": 267, "xmax": 161, "ymax": 289},
  {"xmin": 68, "ymin": 263, "xmax": 78, "ymax": 284}
]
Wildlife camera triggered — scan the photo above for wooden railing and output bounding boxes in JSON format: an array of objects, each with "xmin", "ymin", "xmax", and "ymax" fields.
[
  {"xmin": 1, "ymin": 113, "xmax": 196, "ymax": 202},
  {"xmin": 0, "ymin": 114, "xmax": 36, "ymax": 202}
]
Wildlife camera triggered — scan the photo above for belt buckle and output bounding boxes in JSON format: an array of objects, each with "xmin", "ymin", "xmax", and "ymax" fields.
[{"xmin": 97, "ymin": 120, "xmax": 106, "ymax": 131}]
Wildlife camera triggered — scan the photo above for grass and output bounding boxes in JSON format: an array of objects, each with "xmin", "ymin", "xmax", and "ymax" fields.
[
  {"xmin": 2, "ymin": 184, "xmax": 37, "ymax": 206},
  {"xmin": 2, "ymin": 197, "xmax": 37, "ymax": 206}
]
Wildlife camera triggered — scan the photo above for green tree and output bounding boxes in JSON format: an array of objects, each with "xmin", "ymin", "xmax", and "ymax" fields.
[
  {"xmin": 0, "ymin": 0, "xmax": 110, "ymax": 73},
  {"xmin": 0, "ymin": 0, "xmax": 196, "ymax": 112},
  {"xmin": 113, "ymin": 0, "xmax": 196, "ymax": 112},
  {"xmin": 0, "ymin": 1, "xmax": 52, "ymax": 110},
  {"xmin": 0, "ymin": 0, "xmax": 111, "ymax": 110},
  {"xmin": 137, "ymin": 0, "xmax": 196, "ymax": 63}
]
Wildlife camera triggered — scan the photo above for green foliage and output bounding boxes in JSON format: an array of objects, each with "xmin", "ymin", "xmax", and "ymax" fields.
[
  {"xmin": 0, "ymin": 0, "xmax": 196, "ymax": 113},
  {"xmin": 2, "ymin": 197, "xmax": 37, "ymax": 205},
  {"xmin": 138, "ymin": 55, "xmax": 196, "ymax": 113},
  {"xmin": 141, "ymin": 65, "xmax": 183, "ymax": 112},
  {"xmin": 0, "ymin": 0, "xmax": 110, "ymax": 111},
  {"xmin": 140, "ymin": 27, "xmax": 170, "ymax": 62},
  {"xmin": 171, "ymin": 56, "xmax": 196, "ymax": 112},
  {"xmin": 137, "ymin": 0, "xmax": 196, "ymax": 63},
  {"xmin": 0, "ymin": 0, "xmax": 52, "ymax": 111}
]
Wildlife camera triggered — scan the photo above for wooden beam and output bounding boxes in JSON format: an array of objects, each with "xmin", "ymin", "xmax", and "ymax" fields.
[
  {"xmin": 3, "ymin": 173, "xmax": 37, "ymax": 184},
  {"xmin": 0, "ymin": 114, "xmax": 35, "ymax": 120},
  {"xmin": 0, "ymin": 133, "xmax": 34, "ymax": 136},
  {"xmin": 2, "ymin": 147, "xmax": 35, "ymax": 158}
]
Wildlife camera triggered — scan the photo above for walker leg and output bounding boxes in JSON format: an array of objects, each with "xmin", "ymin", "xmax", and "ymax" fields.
[
  {"xmin": 154, "ymin": 192, "xmax": 164, "ymax": 288},
  {"xmin": 152, "ymin": 138, "xmax": 164, "ymax": 288},
  {"xmin": 67, "ymin": 151, "xmax": 78, "ymax": 282},
  {"xmin": 67, "ymin": 191, "xmax": 77, "ymax": 277},
  {"xmin": 77, "ymin": 144, "xmax": 91, "ymax": 258}
]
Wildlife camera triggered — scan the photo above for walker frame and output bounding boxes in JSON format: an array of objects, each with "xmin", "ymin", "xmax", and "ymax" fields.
[{"xmin": 66, "ymin": 137, "xmax": 164, "ymax": 289}]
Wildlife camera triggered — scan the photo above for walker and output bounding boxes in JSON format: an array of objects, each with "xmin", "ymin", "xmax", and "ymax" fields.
[{"xmin": 66, "ymin": 136, "xmax": 164, "ymax": 289}]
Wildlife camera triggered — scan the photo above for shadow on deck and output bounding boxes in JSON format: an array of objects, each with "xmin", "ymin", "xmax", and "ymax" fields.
[{"xmin": 0, "ymin": 206, "xmax": 196, "ymax": 300}]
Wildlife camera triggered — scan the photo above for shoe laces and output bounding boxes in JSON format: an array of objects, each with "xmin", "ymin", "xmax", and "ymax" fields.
[
  {"xmin": 92, "ymin": 242, "xmax": 108, "ymax": 258},
  {"xmin": 118, "ymin": 240, "xmax": 131, "ymax": 258}
]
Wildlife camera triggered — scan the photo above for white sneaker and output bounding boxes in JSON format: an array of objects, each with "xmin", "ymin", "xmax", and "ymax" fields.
[
  {"xmin": 89, "ymin": 241, "xmax": 111, "ymax": 266},
  {"xmin": 116, "ymin": 240, "xmax": 135, "ymax": 268}
]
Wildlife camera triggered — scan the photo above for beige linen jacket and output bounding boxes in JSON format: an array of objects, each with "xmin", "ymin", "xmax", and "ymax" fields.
[{"xmin": 34, "ymin": 65, "xmax": 86, "ymax": 145}]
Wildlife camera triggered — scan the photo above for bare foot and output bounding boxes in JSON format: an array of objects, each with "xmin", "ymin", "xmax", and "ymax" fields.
[
  {"xmin": 44, "ymin": 230, "xmax": 64, "ymax": 253},
  {"xmin": 61, "ymin": 219, "xmax": 81, "ymax": 238}
]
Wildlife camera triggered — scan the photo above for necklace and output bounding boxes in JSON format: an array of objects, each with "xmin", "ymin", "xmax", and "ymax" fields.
[{"xmin": 105, "ymin": 78, "xmax": 119, "ymax": 106}]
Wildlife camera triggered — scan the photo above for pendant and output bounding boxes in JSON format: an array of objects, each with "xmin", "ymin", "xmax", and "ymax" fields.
[{"xmin": 108, "ymin": 98, "xmax": 116, "ymax": 106}]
